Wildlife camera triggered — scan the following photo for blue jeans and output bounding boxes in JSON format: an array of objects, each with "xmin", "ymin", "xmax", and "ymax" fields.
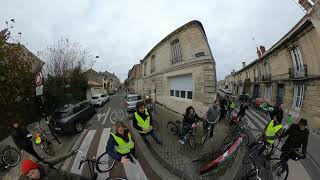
[
  {"xmin": 179, "ymin": 126, "xmax": 191, "ymax": 140},
  {"xmin": 141, "ymin": 130, "xmax": 161, "ymax": 145}
]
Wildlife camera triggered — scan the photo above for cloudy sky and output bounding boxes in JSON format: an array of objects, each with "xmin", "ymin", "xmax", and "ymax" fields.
[{"xmin": 1, "ymin": 0, "xmax": 305, "ymax": 81}]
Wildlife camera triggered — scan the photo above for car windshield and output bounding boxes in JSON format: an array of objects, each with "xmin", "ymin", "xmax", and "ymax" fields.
[
  {"xmin": 53, "ymin": 110, "xmax": 72, "ymax": 119},
  {"xmin": 128, "ymin": 96, "xmax": 141, "ymax": 101},
  {"xmin": 92, "ymin": 96, "xmax": 99, "ymax": 99}
]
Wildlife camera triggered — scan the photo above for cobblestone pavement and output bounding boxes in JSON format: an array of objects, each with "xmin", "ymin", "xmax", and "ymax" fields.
[{"xmin": 148, "ymin": 104, "xmax": 233, "ymax": 179}]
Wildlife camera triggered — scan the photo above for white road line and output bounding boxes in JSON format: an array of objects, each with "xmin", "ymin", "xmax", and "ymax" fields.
[
  {"xmin": 248, "ymin": 109, "xmax": 268, "ymax": 125},
  {"xmin": 62, "ymin": 129, "xmax": 89, "ymax": 171},
  {"xmin": 96, "ymin": 128, "xmax": 111, "ymax": 180},
  {"xmin": 123, "ymin": 158, "xmax": 149, "ymax": 180},
  {"xmin": 102, "ymin": 108, "xmax": 111, "ymax": 125},
  {"xmin": 245, "ymin": 111, "xmax": 265, "ymax": 130},
  {"xmin": 70, "ymin": 130, "xmax": 96, "ymax": 175}
]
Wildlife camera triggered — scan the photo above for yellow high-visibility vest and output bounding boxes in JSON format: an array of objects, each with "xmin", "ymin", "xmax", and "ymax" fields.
[
  {"xmin": 134, "ymin": 109, "xmax": 151, "ymax": 133},
  {"xmin": 265, "ymin": 120, "xmax": 282, "ymax": 144},
  {"xmin": 111, "ymin": 133, "xmax": 134, "ymax": 154}
]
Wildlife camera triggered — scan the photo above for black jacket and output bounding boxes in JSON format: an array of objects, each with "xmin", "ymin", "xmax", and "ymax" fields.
[
  {"xmin": 132, "ymin": 109, "xmax": 154, "ymax": 136},
  {"xmin": 12, "ymin": 127, "xmax": 33, "ymax": 150},
  {"xmin": 270, "ymin": 107, "xmax": 284, "ymax": 121},
  {"xmin": 183, "ymin": 113, "xmax": 200, "ymax": 127},
  {"xmin": 280, "ymin": 124, "xmax": 309, "ymax": 155}
]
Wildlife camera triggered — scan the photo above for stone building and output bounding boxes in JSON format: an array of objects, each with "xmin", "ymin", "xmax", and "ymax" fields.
[
  {"xmin": 229, "ymin": 2, "xmax": 320, "ymax": 127},
  {"xmin": 128, "ymin": 20, "xmax": 217, "ymax": 115}
]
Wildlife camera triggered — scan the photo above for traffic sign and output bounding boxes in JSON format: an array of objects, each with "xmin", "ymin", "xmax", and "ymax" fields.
[{"xmin": 35, "ymin": 72, "xmax": 43, "ymax": 86}]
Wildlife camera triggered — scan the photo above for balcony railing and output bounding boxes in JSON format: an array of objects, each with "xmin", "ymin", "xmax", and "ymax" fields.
[
  {"xmin": 254, "ymin": 76, "xmax": 260, "ymax": 82},
  {"xmin": 289, "ymin": 64, "xmax": 308, "ymax": 79},
  {"xmin": 262, "ymin": 74, "xmax": 271, "ymax": 82}
]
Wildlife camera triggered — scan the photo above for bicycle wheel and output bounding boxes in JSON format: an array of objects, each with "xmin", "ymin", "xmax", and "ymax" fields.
[
  {"xmin": 189, "ymin": 135, "xmax": 196, "ymax": 149},
  {"xmin": 2, "ymin": 146, "xmax": 21, "ymax": 167},
  {"xmin": 106, "ymin": 177, "xmax": 128, "ymax": 180},
  {"xmin": 268, "ymin": 161, "xmax": 289, "ymax": 180},
  {"xmin": 200, "ymin": 130, "xmax": 208, "ymax": 145},
  {"xmin": 167, "ymin": 122, "xmax": 178, "ymax": 135},
  {"xmin": 41, "ymin": 139, "xmax": 55, "ymax": 156},
  {"xmin": 152, "ymin": 120, "xmax": 159, "ymax": 132},
  {"xmin": 242, "ymin": 142, "xmax": 261, "ymax": 164},
  {"xmin": 96, "ymin": 152, "xmax": 116, "ymax": 173}
]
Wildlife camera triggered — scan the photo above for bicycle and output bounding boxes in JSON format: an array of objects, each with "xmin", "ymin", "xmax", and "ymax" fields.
[
  {"xmin": 223, "ymin": 121, "xmax": 250, "ymax": 147},
  {"xmin": 0, "ymin": 145, "xmax": 21, "ymax": 171},
  {"xmin": 77, "ymin": 150, "xmax": 127, "ymax": 180},
  {"xmin": 167, "ymin": 120, "xmax": 196, "ymax": 149},
  {"xmin": 242, "ymin": 134, "xmax": 280, "ymax": 165},
  {"xmin": 193, "ymin": 132, "xmax": 248, "ymax": 175},
  {"xmin": 200, "ymin": 119, "xmax": 215, "ymax": 145},
  {"xmin": 33, "ymin": 121, "xmax": 56, "ymax": 156}
]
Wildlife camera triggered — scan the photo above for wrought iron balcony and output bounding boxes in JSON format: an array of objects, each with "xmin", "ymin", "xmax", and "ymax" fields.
[
  {"xmin": 262, "ymin": 74, "xmax": 271, "ymax": 82},
  {"xmin": 289, "ymin": 64, "xmax": 308, "ymax": 79}
]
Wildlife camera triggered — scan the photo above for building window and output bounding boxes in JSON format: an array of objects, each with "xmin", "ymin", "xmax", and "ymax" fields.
[
  {"xmin": 187, "ymin": 91, "xmax": 193, "ymax": 99},
  {"xmin": 181, "ymin": 91, "xmax": 186, "ymax": 98},
  {"xmin": 264, "ymin": 62, "xmax": 270, "ymax": 75},
  {"xmin": 170, "ymin": 90, "xmax": 174, "ymax": 96},
  {"xmin": 264, "ymin": 85, "xmax": 272, "ymax": 100},
  {"xmin": 292, "ymin": 85, "xmax": 304, "ymax": 109},
  {"xmin": 150, "ymin": 55, "xmax": 155, "ymax": 73},
  {"xmin": 175, "ymin": 90, "xmax": 180, "ymax": 97},
  {"xmin": 144, "ymin": 62, "xmax": 147, "ymax": 76},
  {"xmin": 246, "ymin": 72, "xmax": 249, "ymax": 79},
  {"xmin": 289, "ymin": 47, "xmax": 305, "ymax": 77},
  {"xmin": 195, "ymin": 52, "xmax": 205, "ymax": 57},
  {"xmin": 171, "ymin": 39, "xmax": 182, "ymax": 64}
]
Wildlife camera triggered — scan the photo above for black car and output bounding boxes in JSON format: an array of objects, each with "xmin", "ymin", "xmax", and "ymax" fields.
[{"xmin": 49, "ymin": 101, "xmax": 96, "ymax": 134}]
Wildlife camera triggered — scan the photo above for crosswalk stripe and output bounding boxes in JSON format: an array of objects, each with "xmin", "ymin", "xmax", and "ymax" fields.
[
  {"xmin": 123, "ymin": 159, "xmax": 149, "ymax": 180},
  {"xmin": 96, "ymin": 128, "xmax": 111, "ymax": 180},
  {"xmin": 248, "ymin": 109, "xmax": 269, "ymax": 125},
  {"xmin": 62, "ymin": 129, "xmax": 89, "ymax": 171},
  {"xmin": 102, "ymin": 108, "xmax": 111, "ymax": 125},
  {"xmin": 70, "ymin": 130, "xmax": 96, "ymax": 175}
]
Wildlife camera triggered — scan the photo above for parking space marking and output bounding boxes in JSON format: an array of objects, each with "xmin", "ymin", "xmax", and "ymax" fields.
[
  {"xmin": 96, "ymin": 128, "xmax": 111, "ymax": 180},
  {"xmin": 102, "ymin": 108, "xmax": 111, "ymax": 125},
  {"xmin": 70, "ymin": 130, "xmax": 96, "ymax": 175}
]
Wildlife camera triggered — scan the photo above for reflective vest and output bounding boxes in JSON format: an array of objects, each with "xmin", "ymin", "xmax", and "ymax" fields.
[
  {"xmin": 265, "ymin": 120, "xmax": 283, "ymax": 144},
  {"xmin": 230, "ymin": 102, "xmax": 236, "ymax": 109},
  {"xmin": 111, "ymin": 133, "xmax": 134, "ymax": 154},
  {"xmin": 134, "ymin": 109, "xmax": 151, "ymax": 133}
]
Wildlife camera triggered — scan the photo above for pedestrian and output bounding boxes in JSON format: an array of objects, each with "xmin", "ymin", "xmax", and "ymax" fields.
[
  {"xmin": 270, "ymin": 103, "xmax": 284, "ymax": 121},
  {"xmin": 179, "ymin": 106, "xmax": 201, "ymax": 144},
  {"xmin": 18, "ymin": 150, "xmax": 86, "ymax": 180},
  {"xmin": 106, "ymin": 121, "xmax": 137, "ymax": 165},
  {"xmin": 11, "ymin": 120, "xmax": 44, "ymax": 162},
  {"xmin": 219, "ymin": 96, "xmax": 227, "ymax": 121},
  {"xmin": 237, "ymin": 101, "xmax": 248, "ymax": 121},
  {"xmin": 132, "ymin": 102, "xmax": 162, "ymax": 148},
  {"xmin": 204, "ymin": 100, "xmax": 220, "ymax": 138}
]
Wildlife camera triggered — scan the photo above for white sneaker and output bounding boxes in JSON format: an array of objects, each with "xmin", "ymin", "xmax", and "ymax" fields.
[{"xmin": 179, "ymin": 140, "xmax": 185, "ymax": 145}]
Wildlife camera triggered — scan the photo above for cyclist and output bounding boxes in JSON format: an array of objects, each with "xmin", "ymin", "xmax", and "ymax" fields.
[
  {"xmin": 204, "ymin": 100, "xmax": 220, "ymax": 138},
  {"xmin": 237, "ymin": 101, "xmax": 248, "ymax": 121},
  {"xmin": 279, "ymin": 118, "xmax": 309, "ymax": 161},
  {"xmin": 18, "ymin": 150, "xmax": 85, "ymax": 180},
  {"xmin": 270, "ymin": 103, "xmax": 284, "ymax": 122},
  {"xmin": 219, "ymin": 96, "xmax": 227, "ymax": 122},
  {"xmin": 227, "ymin": 97, "xmax": 236, "ymax": 115},
  {"xmin": 179, "ymin": 106, "xmax": 201, "ymax": 144},
  {"xmin": 132, "ymin": 102, "xmax": 162, "ymax": 147},
  {"xmin": 144, "ymin": 96, "xmax": 154, "ymax": 113},
  {"xmin": 11, "ymin": 120, "xmax": 44, "ymax": 162},
  {"xmin": 264, "ymin": 113, "xmax": 283, "ymax": 145},
  {"xmin": 106, "ymin": 121, "xmax": 137, "ymax": 165}
]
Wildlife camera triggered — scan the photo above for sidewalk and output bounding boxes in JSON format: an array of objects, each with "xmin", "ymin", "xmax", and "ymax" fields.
[
  {"xmin": 0, "ymin": 119, "xmax": 80, "ymax": 180},
  {"xmin": 144, "ymin": 104, "xmax": 239, "ymax": 179}
]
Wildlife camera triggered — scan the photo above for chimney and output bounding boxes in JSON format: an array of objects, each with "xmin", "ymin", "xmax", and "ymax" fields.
[
  {"xmin": 260, "ymin": 45, "xmax": 266, "ymax": 55},
  {"xmin": 299, "ymin": 0, "xmax": 313, "ymax": 12},
  {"xmin": 232, "ymin": 69, "xmax": 235, "ymax": 74},
  {"xmin": 242, "ymin": 62, "xmax": 246, "ymax": 68},
  {"xmin": 256, "ymin": 47, "xmax": 262, "ymax": 58}
]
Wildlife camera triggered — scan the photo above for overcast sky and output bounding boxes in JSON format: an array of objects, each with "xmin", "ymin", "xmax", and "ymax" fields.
[{"xmin": 1, "ymin": 0, "xmax": 305, "ymax": 81}]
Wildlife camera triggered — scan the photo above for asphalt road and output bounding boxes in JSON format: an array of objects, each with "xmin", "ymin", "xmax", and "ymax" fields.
[{"xmin": 59, "ymin": 89, "xmax": 162, "ymax": 180}]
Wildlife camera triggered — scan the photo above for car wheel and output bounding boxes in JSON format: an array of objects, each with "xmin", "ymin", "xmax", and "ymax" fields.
[{"xmin": 74, "ymin": 122, "xmax": 83, "ymax": 133}]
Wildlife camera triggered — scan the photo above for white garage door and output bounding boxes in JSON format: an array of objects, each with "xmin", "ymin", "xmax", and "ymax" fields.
[
  {"xmin": 168, "ymin": 74, "xmax": 193, "ymax": 99},
  {"xmin": 92, "ymin": 88, "xmax": 102, "ymax": 96}
]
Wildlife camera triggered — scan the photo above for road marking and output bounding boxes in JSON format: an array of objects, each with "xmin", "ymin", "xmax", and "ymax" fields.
[
  {"xmin": 96, "ymin": 128, "xmax": 111, "ymax": 180},
  {"xmin": 123, "ymin": 158, "xmax": 149, "ymax": 180},
  {"xmin": 62, "ymin": 129, "xmax": 89, "ymax": 171},
  {"xmin": 70, "ymin": 130, "xmax": 96, "ymax": 175},
  {"xmin": 102, "ymin": 108, "xmax": 111, "ymax": 125},
  {"xmin": 110, "ymin": 109, "xmax": 125, "ymax": 124}
]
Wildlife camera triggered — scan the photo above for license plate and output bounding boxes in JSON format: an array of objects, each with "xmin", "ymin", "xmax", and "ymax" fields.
[{"xmin": 55, "ymin": 127, "xmax": 62, "ymax": 131}]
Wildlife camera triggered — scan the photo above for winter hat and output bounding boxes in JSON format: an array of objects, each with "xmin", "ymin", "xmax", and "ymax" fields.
[{"xmin": 21, "ymin": 159, "xmax": 39, "ymax": 175}]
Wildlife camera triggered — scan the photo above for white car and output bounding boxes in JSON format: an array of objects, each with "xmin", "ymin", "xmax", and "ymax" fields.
[{"xmin": 91, "ymin": 94, "xmax": 109, "ymax": 107}]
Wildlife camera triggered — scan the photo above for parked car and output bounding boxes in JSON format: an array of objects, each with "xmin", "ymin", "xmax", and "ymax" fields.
[
  {"xmin": 125, "ymin": 94, "xmax": 143, "ymax": 112},
  {"xmin": 108, "ymin": 90, "xmax": 116, "ymax": 95},
  {"xmin": 90, "ymin": 94, "xmax": 109, "ymax": 106},
  {"xmin": 49, "ymin": 101, "xmax": 96, "ymax": 134},
  {"xmin": 114, "ymin": 88, "xmax": 118, "ymax": 92}
]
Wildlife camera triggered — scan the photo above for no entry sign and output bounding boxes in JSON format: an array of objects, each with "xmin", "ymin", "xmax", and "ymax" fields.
[{"xmin": 35, "ymin": 72, "xmax": 43, "ymax": 86}]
